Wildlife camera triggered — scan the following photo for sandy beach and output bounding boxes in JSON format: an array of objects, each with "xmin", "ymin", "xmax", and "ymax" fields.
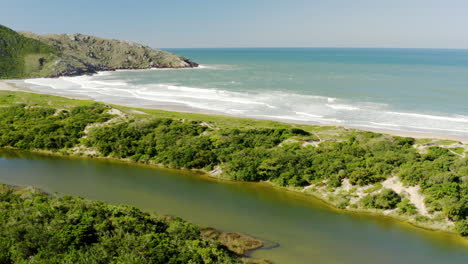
[
  {"xmin": 1, "ymin": 79, "xmax": 467, "ymax": 144},
  {"xmin": 0, "ymin": 80, "xmax": 22, "ymax": 91}
]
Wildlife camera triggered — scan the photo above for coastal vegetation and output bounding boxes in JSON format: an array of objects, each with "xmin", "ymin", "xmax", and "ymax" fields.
[
  {"xmin": 0, "ymin": 24, "xmax": 197, "ymax": 79},
  {"xmin": 0, "ymin": 184, "xmax": 255, "ymax": 264},
  {"xmin": 0, "ymin": 90, "xmax": 467, "ymax": 237}
]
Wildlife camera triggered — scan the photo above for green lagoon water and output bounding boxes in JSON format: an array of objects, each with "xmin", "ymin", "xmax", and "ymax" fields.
[
  {"xmin": 20, "ymin": 48, "xmax": 468, "ymax": 137},
  {"xmin": 1, "ymin": 150, "xmax": 467, "ymax": 264}
]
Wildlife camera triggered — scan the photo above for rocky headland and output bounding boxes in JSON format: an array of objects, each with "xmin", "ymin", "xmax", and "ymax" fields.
[{"xmin": 0, "ymin": 24, "xmax": 198, "ymax": 79}]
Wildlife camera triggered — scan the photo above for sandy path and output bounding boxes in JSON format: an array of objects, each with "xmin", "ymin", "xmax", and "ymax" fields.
[{"xmin": 382, "ymin": 176, "xmax": 429, "ymax": 216}]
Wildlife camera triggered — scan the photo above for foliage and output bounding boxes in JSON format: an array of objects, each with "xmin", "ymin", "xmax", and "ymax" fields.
[
  {"xmin": 1, "ymin": 93, "xmax": 468, "ymax": 236},
  {"xmin": 0, "ymin": 104, "xmax": 112, "ymax": 150},
  {"xmin": 443, "ymin": 200, "xmax": 468, "ymax": 221},
  {"xmin": 360, "ymin": 189, "xmax": 401, "ymax": 209},
  {"xmin": 397, "ymin": 199, "xmax": 418, "ymax": 215},
  {"xmin": 0, "ymin": 188, "xmax": 243, "ymax": 263},
  {"xmin": 455, "ymin": 219, "xmax": 468, "ymax": 236}
]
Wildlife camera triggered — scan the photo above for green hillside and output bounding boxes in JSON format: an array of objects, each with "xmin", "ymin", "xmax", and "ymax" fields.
[{"xmin": 0, "ymin": 25, "xmax": 58, "ymax": 78}]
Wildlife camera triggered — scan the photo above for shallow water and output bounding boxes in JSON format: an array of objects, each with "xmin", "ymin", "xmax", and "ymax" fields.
[
  {"xmin": 0, "ymin": 150, "xmax": 467, "ymax": 264},
  {"xmin": 18, "ymin": 48, "xmax": 468, "ymax": 137}
]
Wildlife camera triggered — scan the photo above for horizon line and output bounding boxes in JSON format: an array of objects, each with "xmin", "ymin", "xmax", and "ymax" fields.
[{"xmin": 160, "ymin": 46, "xmax": 468, "ymax": 51}]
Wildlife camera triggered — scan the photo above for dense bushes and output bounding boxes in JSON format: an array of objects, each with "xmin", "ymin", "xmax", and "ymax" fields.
[
  {"xmin": 86, "ymin": 123, "xmax": 421, "ymax": 189},
  {"xmin": 455, "ymin": 220, "xmax": 468, "ymax": 236},
  {"xmin": 397, "ymin": 199, "xmax": 418, "ymax": 215},
  {"xmin": 360, "ymin": 189, "xmax": 402, "ymax": 209},
  {"xmin": 1, "ymin": 102, "xmax": 468, "ymax": 235},
  {"xmin": 0, "ymin": 104, "xmax": 112, "ymax": 150},
  {"xmin": 398, "ymin": 148, "xmax": 468, "ymax": 223},
  {"xmin": 0, "ymin": 187, "xmax": 243, "ymax": 263}
]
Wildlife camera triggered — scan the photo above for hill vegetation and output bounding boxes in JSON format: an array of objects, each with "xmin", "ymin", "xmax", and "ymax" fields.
[
  {"xmin": 0, "ymin": 25, "xmax": 58, "ymax": 78},
  {"xmin": 0, "ymin": 24, "xmax": 197, "ymax": 79}
]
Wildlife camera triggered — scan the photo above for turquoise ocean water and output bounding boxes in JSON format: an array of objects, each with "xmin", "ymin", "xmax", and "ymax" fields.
[{"xmin": 20, "ymin": 48, "xmax": 468, "ymax": 137}]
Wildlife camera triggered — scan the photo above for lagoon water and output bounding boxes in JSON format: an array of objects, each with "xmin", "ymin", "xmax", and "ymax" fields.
[
  {"xmin": 1, "ymin": 150, "xmax": 467, "ymax": 264},
  {"xmin": 19, "ymin": 48, "xmax": 468, "ymax": 137}
]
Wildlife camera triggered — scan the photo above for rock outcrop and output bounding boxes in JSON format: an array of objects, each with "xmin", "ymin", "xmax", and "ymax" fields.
[
  {"xmin": 0, "ymin": 24, "xmax": 197, "ymax": 79},
  {"xmin": 19, "ymin": 31, "xmax": 198, "ymax": 77}
]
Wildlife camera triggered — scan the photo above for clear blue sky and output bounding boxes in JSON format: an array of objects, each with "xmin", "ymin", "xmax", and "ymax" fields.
[{"xmin": 2, "ymin": 0, "xmax": 467, "ymax": 49}]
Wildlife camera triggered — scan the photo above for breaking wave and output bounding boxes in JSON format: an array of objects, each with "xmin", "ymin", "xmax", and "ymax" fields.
[{"xmin": 21, "ymin": 69, "xmax": 468, "ymax": 137}]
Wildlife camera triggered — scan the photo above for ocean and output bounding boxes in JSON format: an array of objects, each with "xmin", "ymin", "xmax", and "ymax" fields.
[{"xmin": 19, "ymin": 48, "xmax": 468, "ymax": 137}]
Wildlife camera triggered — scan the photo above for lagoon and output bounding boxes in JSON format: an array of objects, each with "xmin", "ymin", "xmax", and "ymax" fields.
[{"xmin": 0, "ymin": 150, "xmax": 467, "ymax": 264}]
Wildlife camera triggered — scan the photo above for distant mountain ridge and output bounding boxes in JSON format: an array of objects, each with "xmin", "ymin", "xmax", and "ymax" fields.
[{"xmin": 0, "ymin": 25, "xmax": 198, "ymax": 79}]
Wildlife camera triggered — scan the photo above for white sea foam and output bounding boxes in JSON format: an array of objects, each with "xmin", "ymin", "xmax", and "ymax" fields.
[
  {"xmin": 295, "ymin": 112, "xmax": 324, "ymax": 118},
  {"xmin": 95, "ymin": 71, "xmax": 113, "ymax": 76},
  {"xmin": 400, "ymin": 125, "xmax": 468, "ymax": 133},
  {"xmin": 355, "ymin": 124, "xmax": 405, "ymax": 131},
  {"xmin": 135, "ymin": 85, "xmax": 272, "ymax": 106},
  {"xmin": 250, "ymin": 114, "xmax": 344, "ymax": 124},
  {"xmin": 19, "ymin": 71, "xmax": 468, "ymax": 138},
  {"xmin": 25, "ymin": 78, "xmax": 76, "ymax": 90},
  {"xmin": 360, "ymin": 124, "xmax": 468, "ymax": 134},
  {"xmin": 228, "ymin": 109, "xmax": 248, "ymax": 114},
  {"xmin": 385, "ymin": 111, "xmax": 468, "ymax": 123},
  {"xmin": 198, "ymin": 64, "xmax": 234, "ymax": 70},
  {"xmin": 325, "ymin": 104, "xmax": 360, "ymax": 111},
  {"xmin": 197, "ymin": 64, "xmax": 218, "ymax": 69},
  {"xmin": 109, "ymin": 64, "xmax": 224, "ymax": 73},
  {"xmin": 369, "ymin": 122, "xmax": 401, "ymax": 128},
  {"xmin": 251, "ymin": 114, "xmax": 313, "ymax": 122}
]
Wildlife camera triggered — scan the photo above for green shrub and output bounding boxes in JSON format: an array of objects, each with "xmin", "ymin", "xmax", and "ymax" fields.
[
  {"xmin": 290, "ymin": 128, "xmax": 310, "ymax": 136},
  {"xmin": 0, "ymin": 189, "xmax": 242, "ymax": 263},
  {"xmin": 455, "ymin": 219, "xmax": 468, "ymax": 236},
  {"xmin": 349, "ymin": 168, "xmax": 381, "ymax": 186},
  {"xmin": 397, "ymin": 199, "xmax": 418, "ymax": 215},
  {"xmin": 374, "ymin": 189, "xmax": 401, "ymax": 209},
  {"xmin": 0, "ymin": 104, "xmax": 111, "ymax": 150},
  {"xmin": 360, "ymin": 189, "xmax": 401, "ymax": 209},
  {"xmin": 444, "ymin": 201, "xmax": 468, "ymax": 221}
]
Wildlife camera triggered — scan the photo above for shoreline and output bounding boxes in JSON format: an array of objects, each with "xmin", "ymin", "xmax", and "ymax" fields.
[{"xmin": 1, "ymin": 79, "xmax": 467, "ymax": 144}]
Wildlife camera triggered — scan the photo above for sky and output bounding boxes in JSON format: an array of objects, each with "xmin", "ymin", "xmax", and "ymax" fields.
[{"xmin": 1, "ymin": 0, "xmax": 468, "ymax": 49}]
